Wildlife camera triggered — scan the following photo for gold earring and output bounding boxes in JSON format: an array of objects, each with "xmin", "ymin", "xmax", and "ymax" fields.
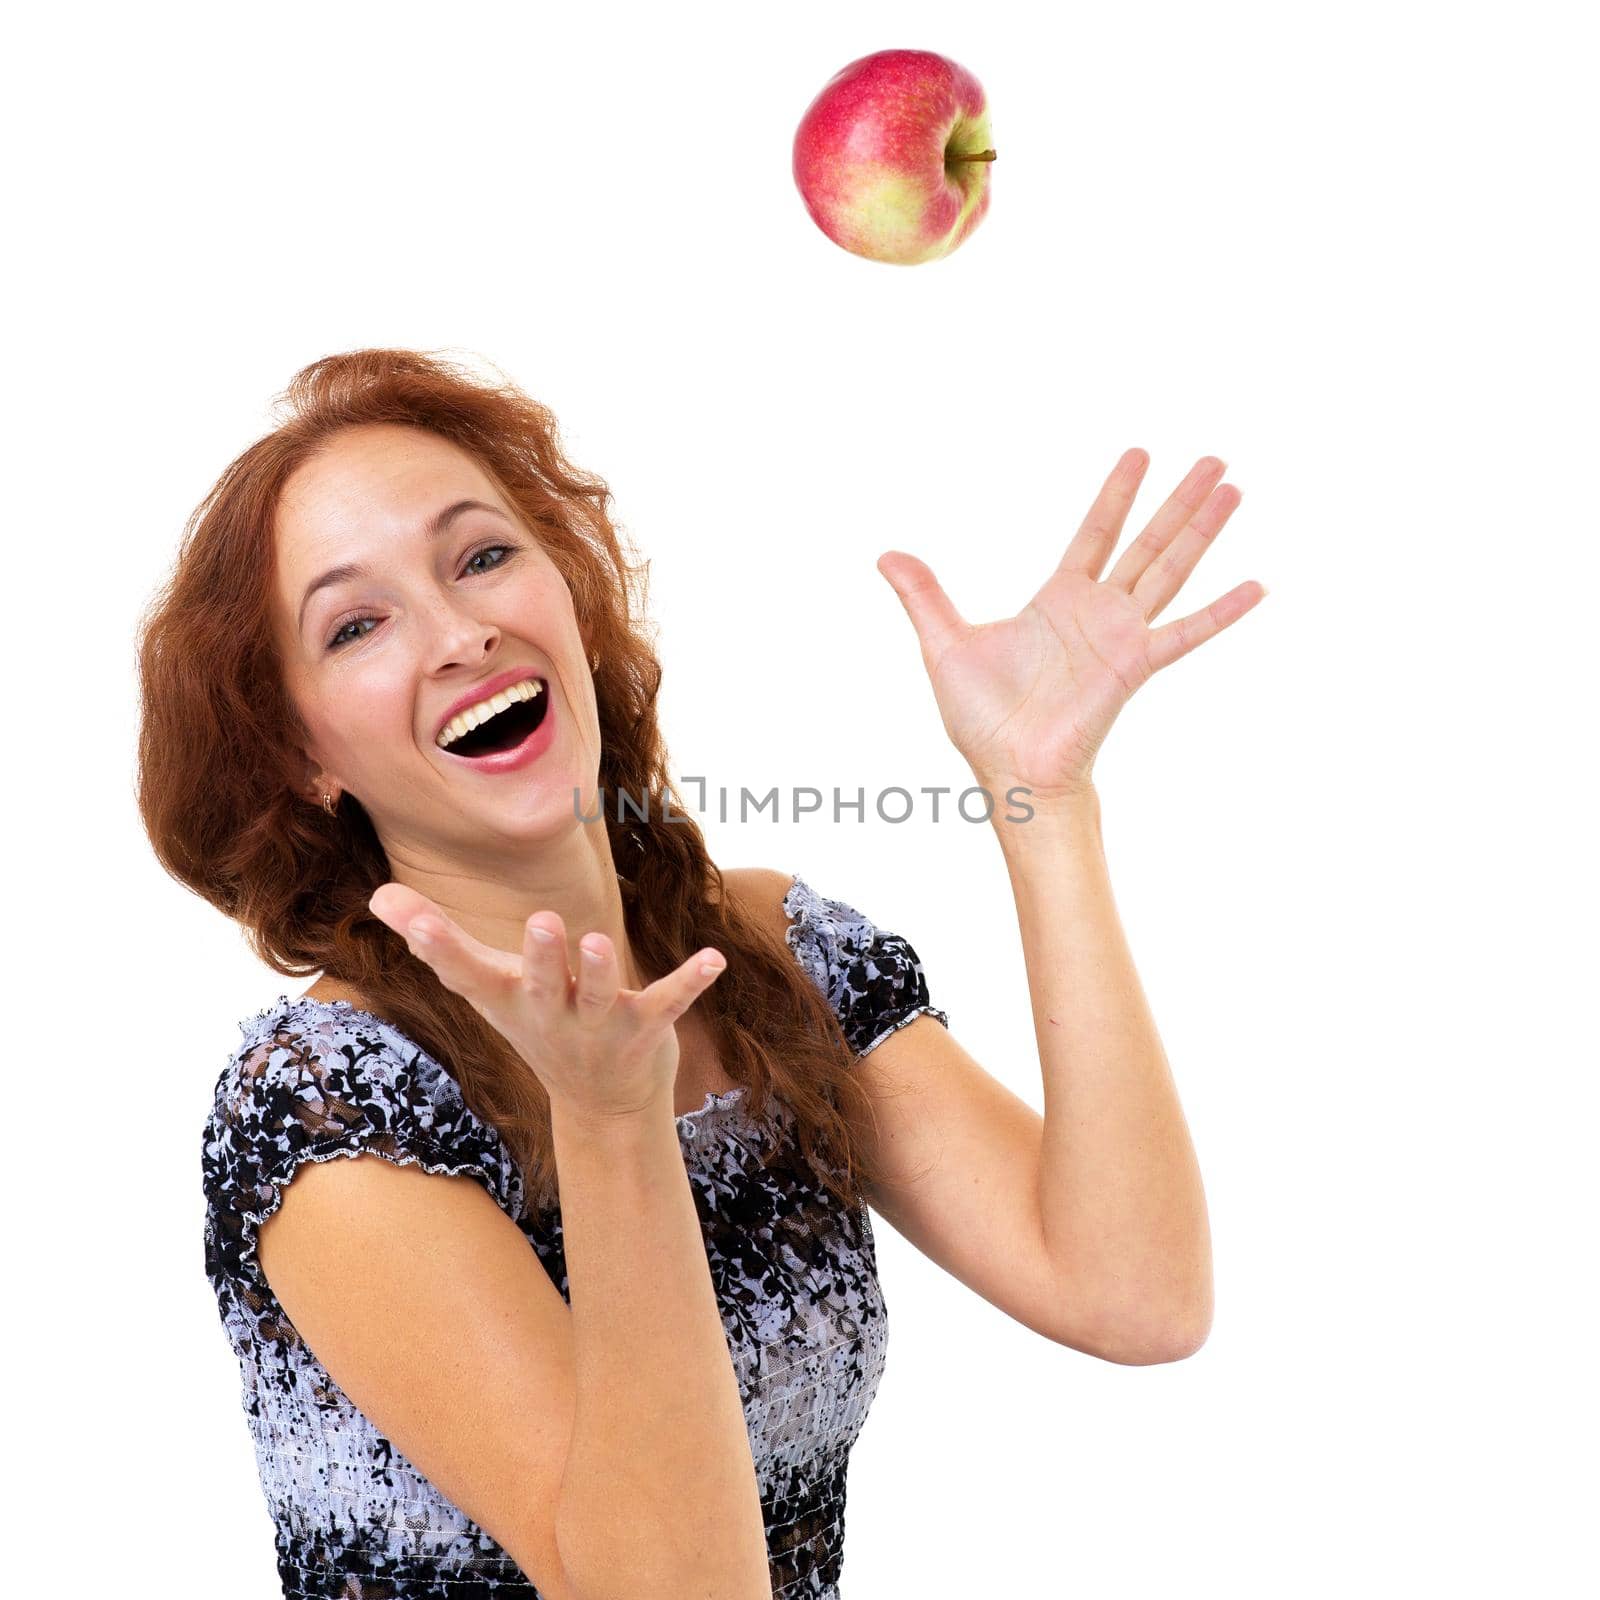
[{"xmin": 320, "ymin": 790, "xmax": 338, "ymax": 816}]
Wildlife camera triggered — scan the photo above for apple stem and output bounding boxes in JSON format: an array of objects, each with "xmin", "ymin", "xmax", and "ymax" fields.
[{"xmin": 947, "ymin": 149, "xmax": 998, "ymax": 163}]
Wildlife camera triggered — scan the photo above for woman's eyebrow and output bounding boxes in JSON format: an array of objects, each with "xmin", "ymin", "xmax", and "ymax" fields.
[{"xmin": 296, "ymin": 499, "xmax": 511, "ymax": 635}]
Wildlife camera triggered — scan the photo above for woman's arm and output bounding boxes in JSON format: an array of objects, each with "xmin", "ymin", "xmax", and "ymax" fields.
[
  {"xmin": 551, "ymin": 1093, "xmax": 770, "ymax": 1597},
  {"xmin": 356, "ymin": 887, "xmax": 772, "ymax": 1597},
  {"xmin": 258, "ymin": 1119, "xmax": 769, "ymax": 1600},
  {"xmin": 996, "ymin": 782, "xmax": 1212, "ymax": 1357},
  {"xmin": 866, "ymin": 446, "xmax": 1262, "ymax": 1359}
]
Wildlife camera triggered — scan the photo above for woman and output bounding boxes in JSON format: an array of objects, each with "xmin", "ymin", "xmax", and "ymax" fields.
[{"xmin": 138, "ymin": 347, "xmax": 1260, "ymax": 1599}]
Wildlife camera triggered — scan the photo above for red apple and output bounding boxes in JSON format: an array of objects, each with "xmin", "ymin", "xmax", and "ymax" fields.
[{"xmin": 792, "ymin": 48, "xmax": 996, "ymax": 265}]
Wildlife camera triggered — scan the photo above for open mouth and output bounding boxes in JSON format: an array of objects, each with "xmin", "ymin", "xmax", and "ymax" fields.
[{"xmin": 440, "ymin": 679, "xmax": 550, "ymax": 759}]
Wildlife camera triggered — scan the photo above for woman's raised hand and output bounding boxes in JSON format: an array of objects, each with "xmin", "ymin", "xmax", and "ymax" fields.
[
  {"xmin": 876, "ymin": 449, "xmax": 1267, "ymax": 803},
  {"xmin": 367, "ymin": 883, "xmax": 726, "ymax": 1127}
]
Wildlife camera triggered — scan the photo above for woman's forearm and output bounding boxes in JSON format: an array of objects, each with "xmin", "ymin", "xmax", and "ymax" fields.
[
  {"xmin": 996, "ymin": 782, "xmax": 1213, "ymax": 1361},
  {"xmin": 549, "ymin": 1097, "xmax": 770, "ymax": 1598}
]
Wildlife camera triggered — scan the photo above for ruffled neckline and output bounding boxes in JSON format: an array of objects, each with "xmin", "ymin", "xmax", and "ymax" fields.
[{"xmin": 238, "ymin": 991, "xmax": 752, "ymax": 1136}]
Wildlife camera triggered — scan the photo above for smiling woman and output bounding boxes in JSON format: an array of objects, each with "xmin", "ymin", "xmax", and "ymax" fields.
[{"xmin": 133, "ymin": 347, "xmax": 950, "ymax": 1600}]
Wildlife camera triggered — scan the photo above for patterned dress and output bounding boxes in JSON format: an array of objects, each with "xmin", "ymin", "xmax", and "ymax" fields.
[{"xmin": 202, "ymin": 875, "xmax": 948, "ymax": 1599}]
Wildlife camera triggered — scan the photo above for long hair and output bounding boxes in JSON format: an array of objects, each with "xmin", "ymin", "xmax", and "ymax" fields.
[{"xmin": 135, "ymin": 347, "xmax": 886, "ymax": 1216}]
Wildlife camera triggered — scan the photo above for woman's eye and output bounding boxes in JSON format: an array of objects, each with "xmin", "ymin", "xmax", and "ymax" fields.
[
  {"xmin": 327, "ymin": 616, "xmax": 376, "ymax": 651},
  {"xmin": 462, "ymin": 543, "xmax": 514, "ymax": 577},
  {"xmin": 325, "ymin": 544, "xmax": 518, "ymax": 651}
]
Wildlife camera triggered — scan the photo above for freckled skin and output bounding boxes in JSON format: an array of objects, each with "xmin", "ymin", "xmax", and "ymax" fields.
[{"xmin": 792, "ymin": 48, "xmax": 995, "ymax": 265}]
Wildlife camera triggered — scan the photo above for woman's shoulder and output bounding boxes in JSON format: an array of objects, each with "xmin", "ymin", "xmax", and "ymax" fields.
[
  {"xmin": 721, "ymin": 863, "xmax": 894, "ymax": 954},
  {"xmin": 722, "ymin": 864, "xmax": 848, "ymax": 959},
  {"xmin": 721, "ymin": 865, "xmax": 801, "ymax": 937},
  {"xmin": 725, "ymin": 865, "xmax": 883, "ymax": 950},
  {"xmin": 723, "ymin": 866, "xmax": 949, "ymax": 1056},
  {"xmin": 204, "ymin": 987, "xmax": 528, "ymax": 1276},
  {"xmin": 214, "ymin": 987, "xmax": 454, "ymax": 1127}
]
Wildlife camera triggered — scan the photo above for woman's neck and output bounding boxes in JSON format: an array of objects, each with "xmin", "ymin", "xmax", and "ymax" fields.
[{"xmin": 380, "ymin": 827, "xmax": 643, "ymax": 986}]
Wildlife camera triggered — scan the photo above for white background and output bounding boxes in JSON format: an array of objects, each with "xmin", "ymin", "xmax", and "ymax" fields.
[{"xmin": 8, "ymin": 1, "xmax": 1596, "ymax": 1595}]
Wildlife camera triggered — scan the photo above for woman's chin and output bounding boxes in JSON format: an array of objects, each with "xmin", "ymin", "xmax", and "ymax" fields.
[{"xmin": 468, "ymin": 761, "xmax": 598, "ymax": 830}]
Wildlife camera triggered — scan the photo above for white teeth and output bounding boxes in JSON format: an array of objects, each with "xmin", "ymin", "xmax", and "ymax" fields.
[{"xmin": 437, "ymin": 678, "xmax": 543, "ymax": 749}]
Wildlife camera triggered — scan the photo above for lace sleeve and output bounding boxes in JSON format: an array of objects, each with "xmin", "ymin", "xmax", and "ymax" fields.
[
  {"xmin": 202, "ymin": 997, "xmax": 526, "ymax": 1295},
  {"xmin": 782, "ymin": 876, "xmax": 950, "ymax": 1058}
]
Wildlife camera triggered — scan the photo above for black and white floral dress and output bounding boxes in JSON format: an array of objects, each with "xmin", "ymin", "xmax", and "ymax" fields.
[{"xmin": 202, "ymin": 875, "xmax": 948, "ymax": 1599}]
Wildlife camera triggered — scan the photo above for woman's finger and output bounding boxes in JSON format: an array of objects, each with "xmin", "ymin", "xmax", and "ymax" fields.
[
  {"xmin": 370, "ymin": 887, "xmax": 521, "ymax": 1004},
  {"xmin": 572, "ymin": 931, "xmax": 621, "ymax": 1020},
  {"xmin": 520, "ymin": 911, "xmax": 571, "ymax": 1004},
  {"xmin": 1130, "ymin": 482, "xmax": 1243, "ymax": 622},
  {"xmin": 1104, "ymin": 456, "xmax": 1227, "ymax": 594},
  {"xmin": 409, "ymin": 914, "xmax": 523, "ymax": 1001},
  {"xmin": 636, "ymin": 946, "xmax": 727, "ymax": 1027},
  {"xmin": 1054, "ymin": 447, "xmax": 1149, "ymax": 581},
  {"xmin": 1146, "ymin": 579, "xmax": 1268, "ymax": 673},
  {"xmin": 875, "ymin": 550, "xmax": 971, "ymax": 670},
  {"xmin": 369, "ymin": 881, "xmax": 442, "ymax": 934},
  {"xmin": 368, "ymin": 883, "xmax": 468, "ymax": 956}
]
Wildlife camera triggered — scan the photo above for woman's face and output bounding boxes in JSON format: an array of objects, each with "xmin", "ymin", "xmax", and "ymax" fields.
[{"xmin": 271, "ymin": 422, "xmax": 600, "ymax": 857}]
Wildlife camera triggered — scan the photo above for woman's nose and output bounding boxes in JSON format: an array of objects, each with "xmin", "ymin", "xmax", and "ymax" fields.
[{"xmin": 422, "ymin": 601, "xmax": 501, "ymax": 667}]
